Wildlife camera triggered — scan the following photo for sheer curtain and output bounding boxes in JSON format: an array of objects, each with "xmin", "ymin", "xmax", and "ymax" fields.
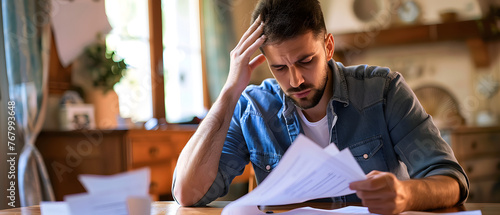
[
  {"xmin": 201, "ymin": 0, "xmax": 236, "ymax": 104},
  {"xmin": 2, "ymin": 0, "xmax": 54, "ymax": 206},
  {"xmin": 0, "ymin": 2, "xmax": 10, "ymax": 209}
]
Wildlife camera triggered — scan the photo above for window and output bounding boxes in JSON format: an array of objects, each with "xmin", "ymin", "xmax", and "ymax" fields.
[
  {"xmin": 105, "ymin": 0, "xmax": 153, "ymax": 122},
  {"xmin": 105, "ymin": 0, "xmax": 205, "ymax": 124},
  {"xmin": 162, "ymin": 0, "xmax": 205, "ymax": 123}
]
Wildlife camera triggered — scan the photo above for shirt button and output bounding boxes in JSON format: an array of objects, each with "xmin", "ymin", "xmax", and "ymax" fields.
[
  {"xmin": 266, "ymin": 165, "xmax": 271, "ymax": 171},
  {"xmin": 363, "ymin": 154, "xmax": 369, "ymax": 159}
]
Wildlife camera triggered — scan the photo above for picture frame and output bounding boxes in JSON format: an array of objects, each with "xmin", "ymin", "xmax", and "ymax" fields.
[{"xmin": 60, "ymin": 104, "xmax": 96, "ymax": 130}]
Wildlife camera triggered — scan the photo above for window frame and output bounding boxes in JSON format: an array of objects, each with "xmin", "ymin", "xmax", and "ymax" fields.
[
  {"xmin": 149, "ymin": 0, "xmax": 210, "ymax": 120},
  {"xmin": 48, "ymin": 0, "xmax": 210, "ymax": 122}
]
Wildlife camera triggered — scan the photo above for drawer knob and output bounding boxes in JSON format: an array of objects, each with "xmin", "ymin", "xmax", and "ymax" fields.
[
  {"xmin": 469, "ymin": 191, "xmax": 474, "ymax": 200},
  {"xmin": 149, "ymin": 147, "xmax": 159, "ymax": 157},
  {"xmin": 467, "ymin": 166, "xmax": 473, "ymax": 174},
  {"xmin": 471, "ymin": 141, "xmax": 477, "ymax": 150},
  {"xmin": 150, "ymin": 181, "xmax": 158, "ymax": 191}
]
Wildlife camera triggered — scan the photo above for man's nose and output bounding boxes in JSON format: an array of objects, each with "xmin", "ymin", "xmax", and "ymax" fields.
[{"xmin": 289, "ymin": 67, "xmax": 304, "ymax": 88}]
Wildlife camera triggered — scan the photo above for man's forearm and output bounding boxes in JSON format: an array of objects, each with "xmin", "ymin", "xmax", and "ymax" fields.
[
  {"xmin": 173, "ymin": 88, "xmax": 240, "ymax": 206},
  {"xmin": 404, "ymin": 175, "xmax": 460, "ymax": 211},
  {"xmin": 173, "ymin": 16, "xmax": 266, "ymax": 206}
]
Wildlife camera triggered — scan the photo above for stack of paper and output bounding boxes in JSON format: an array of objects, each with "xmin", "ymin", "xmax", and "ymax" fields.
[
  {"xmin": 222, "ymin": 135, "xmax": 482, "ymax": 215},
  {"xmin": 41, "ymin": 168, "xmax": 151, "ymax": 215},
  {"xmin": 222, "ymin": 134, "xmax": 366, "ymax": 214}
]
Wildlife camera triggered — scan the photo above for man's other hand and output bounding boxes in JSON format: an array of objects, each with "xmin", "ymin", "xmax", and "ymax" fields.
[{"xmin": 349, "ymin": 170, "xmax": 410, "ymax": 214}]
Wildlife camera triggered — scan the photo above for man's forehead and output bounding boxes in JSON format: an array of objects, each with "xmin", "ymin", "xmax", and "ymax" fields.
[{"xmin": 262, "ymin": 33, "xmax": 322, "ymax": 62}]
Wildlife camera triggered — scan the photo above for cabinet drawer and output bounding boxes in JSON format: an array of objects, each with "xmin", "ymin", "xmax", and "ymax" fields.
[
  {"xmin": 468, "ymin": 179, "xmax": 500, "ymax": 203},
  {"xmin": 453, "ymin": 133, "xmax": 500, "ymax": 159},
  {"xmin": 168, "ymin": 133, "xmax": 194, "ymax": 153},
  {"xmin": 149, "ymin": 163, "xmax": 173, "ymax": 195},
  {"xmin": 463, "ymin": 157, "xmax": 500, "ymax": 180},
  {"xmin": 130, "ymin": 141, "xmax": 174, "ymax": 164}
]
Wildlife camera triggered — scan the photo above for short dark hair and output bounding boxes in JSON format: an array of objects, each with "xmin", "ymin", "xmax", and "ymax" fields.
[{"xmin": 251, "ymin": 0, "xmax": 327, "ymax": 45}]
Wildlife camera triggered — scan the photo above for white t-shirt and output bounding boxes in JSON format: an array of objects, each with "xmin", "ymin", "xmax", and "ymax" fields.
[{"xmin": 296, "ymin": 109, "xmax": 335, "ymax": 148}]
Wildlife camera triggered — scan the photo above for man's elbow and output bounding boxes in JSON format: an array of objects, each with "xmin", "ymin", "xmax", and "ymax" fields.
[{"xmin": 173, "ymin": 184, "xmax": 203, "ymax": 206}]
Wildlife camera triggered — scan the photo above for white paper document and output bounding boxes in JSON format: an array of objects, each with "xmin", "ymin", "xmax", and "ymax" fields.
[
  {"xmin": 222, "ymin": 135, "xmax": 482, "ymax": 215},
  {"xmin": 222, "ymin": 134, "xmax": 366, "ymax": 214},
  {"xmin": 40, "ymin": 201, "xmax": 71, "ymax": 215},
  {"xmin": 78, "ymin": 168, "xmax": 150, "ymax": 195},
  {"xmin": 254, "ymin": 206, "xmax": 482, "ymax": 215},
  {"xmin": 41, "ymin": 168, "xmax": 151, "ymax": 215}
]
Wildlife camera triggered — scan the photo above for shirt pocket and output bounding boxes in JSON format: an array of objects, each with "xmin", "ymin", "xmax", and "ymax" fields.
[
  {"xmin": 249, "ymin": 151, "xmax": 281, "ymax": 183},
  {"xmin": 348, "ymin": 135, "xmax": 388, "ymax": 173}
]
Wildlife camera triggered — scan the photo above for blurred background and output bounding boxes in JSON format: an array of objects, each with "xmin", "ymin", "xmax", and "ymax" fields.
[{"xmin": 1, "ymin": 0, "xmax": 500, "ymax": 209}]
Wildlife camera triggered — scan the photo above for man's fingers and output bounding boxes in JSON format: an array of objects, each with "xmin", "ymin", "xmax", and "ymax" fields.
[
  {"xmin": 362, "ymin": 198, "xmax": 399, "ymax": 215},
  {"xmin": 350, "ymin": 175, "xmax": 388, "ymax": 191},
  {"xmin": 239, "ymin": 23, "xmax": 265, "ymax": 54},
  {"xmin": 350, "ymin": 179, "xmax": 381, "ymax": 191},
  {"xmin": 242, "ymin": 34, "xmax": 266, "ymax": 58},
  {"xmin": 249, "ymin": 54, "xmax": 266, "ymax": 71},
  {"xmin": 236, "ymin": 15, "xmax": 262, "ymax": 48},
  {"xmin": 356, "ymin": 188, "xmax": 396, "ymax": 201},
  {"xmin": 366, "ymin": 170, "xmax": 382, "ymax": 177}
]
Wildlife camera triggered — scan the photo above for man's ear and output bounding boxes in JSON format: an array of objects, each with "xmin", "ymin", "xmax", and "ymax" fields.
[{"xmin": 325, "ymin": 33, "xmax": 334, "ymax": 59}]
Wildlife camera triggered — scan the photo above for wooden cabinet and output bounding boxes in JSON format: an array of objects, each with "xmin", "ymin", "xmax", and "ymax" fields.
[
  {"xmin": 451, "ymin": 127, "xmax": 500, "ymax": 203},
  {"xmin": 126, "ymin": 129, "xmax": 195, "ymax": 196},
  {"xmin": 36, "ymin": 127, "xmax": 196, "ymax": 201},
  {"xmin": 36, "ymin": 126, "xmax": 252, "ymax": 201}
]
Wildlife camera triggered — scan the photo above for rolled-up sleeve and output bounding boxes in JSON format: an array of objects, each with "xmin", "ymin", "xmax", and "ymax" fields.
[{"xmin": 384, "ymin": 73, "xmax": 469, "ymax": 205}]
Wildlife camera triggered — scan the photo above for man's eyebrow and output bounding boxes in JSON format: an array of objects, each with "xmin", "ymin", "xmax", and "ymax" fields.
[
  {"xmin": 296, "ymin": 53, "xmax": 315, "ymax": 62},
  {"xmin": 270, "ymin": 53, "xmax": 315, "ymax": 68}
]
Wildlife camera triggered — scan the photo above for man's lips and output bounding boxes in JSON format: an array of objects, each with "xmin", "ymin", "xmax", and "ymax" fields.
[{"xmin": 293, "ymin": 89, "xmax": 311, "ymax": 99}]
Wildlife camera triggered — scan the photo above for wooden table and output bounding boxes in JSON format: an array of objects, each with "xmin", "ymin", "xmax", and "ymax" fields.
[{"xmin": 0, "ymin": 201, "xmax": 498, "ymax": 214}]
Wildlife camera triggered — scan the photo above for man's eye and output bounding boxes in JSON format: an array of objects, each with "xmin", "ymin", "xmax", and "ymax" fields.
[
  {"xmin": 275, "ymin": 66, "xmax": 285, "ymax": 71},
  {"xmin": 301, "ymin": 58, "xmax": 313, "ymax": 64}
]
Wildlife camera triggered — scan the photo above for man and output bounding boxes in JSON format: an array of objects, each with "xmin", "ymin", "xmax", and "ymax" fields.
[{"xmin": 172, "ymin": 0, "xmax": 469, "ymax": 214}]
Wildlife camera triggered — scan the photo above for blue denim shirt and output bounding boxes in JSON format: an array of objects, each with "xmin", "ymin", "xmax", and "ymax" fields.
[{"xmin": 173, "ymin": 60, "xmax": 469, "ymax": 206}]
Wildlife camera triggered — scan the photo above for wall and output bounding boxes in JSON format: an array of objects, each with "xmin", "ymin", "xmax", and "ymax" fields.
[
  {"xmin": 349, "ymin": 41, "xmax": 500, "ymax": 126},
  {"xmin": 323, "ymin": 0, "xmax": 486, "ymax": 34},
  {"xmin": 331, "ymin": 0, "xmax": 500, "ymax": 127}
]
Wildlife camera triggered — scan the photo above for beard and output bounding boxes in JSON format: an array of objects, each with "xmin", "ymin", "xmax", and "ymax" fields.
[{"xmin": 286, "ymin": 71, "xmax": 328, "ymax": 110}]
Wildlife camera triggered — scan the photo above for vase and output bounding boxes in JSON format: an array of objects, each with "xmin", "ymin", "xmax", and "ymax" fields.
[{"xmin": 86, "ymin": 88, "xmax": 120, "ymax": 129}]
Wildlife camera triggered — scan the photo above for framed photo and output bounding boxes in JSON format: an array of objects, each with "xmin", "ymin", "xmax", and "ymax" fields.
[{"xmin": 60, "ymin": 104, "xmax": 96, "ymax": 130}]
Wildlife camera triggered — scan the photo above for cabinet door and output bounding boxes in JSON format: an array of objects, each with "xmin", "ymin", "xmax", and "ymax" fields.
[{"xmin": 36, "ymin": 130, "xmax": 128, "ymax": 201}]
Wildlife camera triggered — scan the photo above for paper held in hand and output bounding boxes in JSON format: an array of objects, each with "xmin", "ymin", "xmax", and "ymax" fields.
[{"xmin": 222, "ymin": 134, "xmax": 367, "ymax": 215}]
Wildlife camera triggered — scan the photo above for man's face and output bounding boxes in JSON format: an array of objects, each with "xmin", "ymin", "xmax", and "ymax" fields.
[{"xmin": 262, "ymin": 31, "xmax": 334, "ymax": 109}]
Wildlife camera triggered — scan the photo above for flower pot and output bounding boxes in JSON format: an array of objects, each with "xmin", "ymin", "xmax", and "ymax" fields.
[{"xmin": 86, "ymin": 88, "xmax": 120, "ymax": 129}]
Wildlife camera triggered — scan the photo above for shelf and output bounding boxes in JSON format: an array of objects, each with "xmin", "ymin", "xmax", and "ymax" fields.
[{"xmin": 333, "ymin": 18, "xmax": 500, "ymax": 68}]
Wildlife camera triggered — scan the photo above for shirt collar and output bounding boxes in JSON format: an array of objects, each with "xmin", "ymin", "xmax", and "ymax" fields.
[{"xmin": 329, "ymin": 59, "xmax": 349, "ymax": 106}]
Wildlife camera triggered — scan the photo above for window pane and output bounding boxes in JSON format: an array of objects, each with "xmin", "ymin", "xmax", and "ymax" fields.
[
  {"xmin": 162, "ymin": 0, "xmax": 205, "ymax": 123},
  {"xmin": 105, "ymin": 0, "xmax": 153, "ymax": 122}
]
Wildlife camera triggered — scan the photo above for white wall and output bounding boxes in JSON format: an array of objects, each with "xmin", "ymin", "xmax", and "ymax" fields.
[
  {"xmin": 348, "ymin": 42, "xmax": 481, "ymax": 125},
  {"xmin": 333, "ymin": 0, "xmax": 500, "ymax": 126},
  {"xmin": 323, "ymin": 0, "xmax": 486, "ymax": 34}
]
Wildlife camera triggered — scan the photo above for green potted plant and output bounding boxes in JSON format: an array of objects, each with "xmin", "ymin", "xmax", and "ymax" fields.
[
  {"xmin": 77, "ymin": 37, "xmax": 127, "ymax": 129},
  {"xmin": 82, "ymin": 38, "xmax": 127, "ymax": 93}
]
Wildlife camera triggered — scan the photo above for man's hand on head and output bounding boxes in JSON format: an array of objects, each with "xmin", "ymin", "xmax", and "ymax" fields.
[
  {"xmin": 224, "ymin": 15, "xmax": 267, "ymax": 95},
  {"xmin": 349, "ymin": 170, "xmax": 411, "ymax": 215}
]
